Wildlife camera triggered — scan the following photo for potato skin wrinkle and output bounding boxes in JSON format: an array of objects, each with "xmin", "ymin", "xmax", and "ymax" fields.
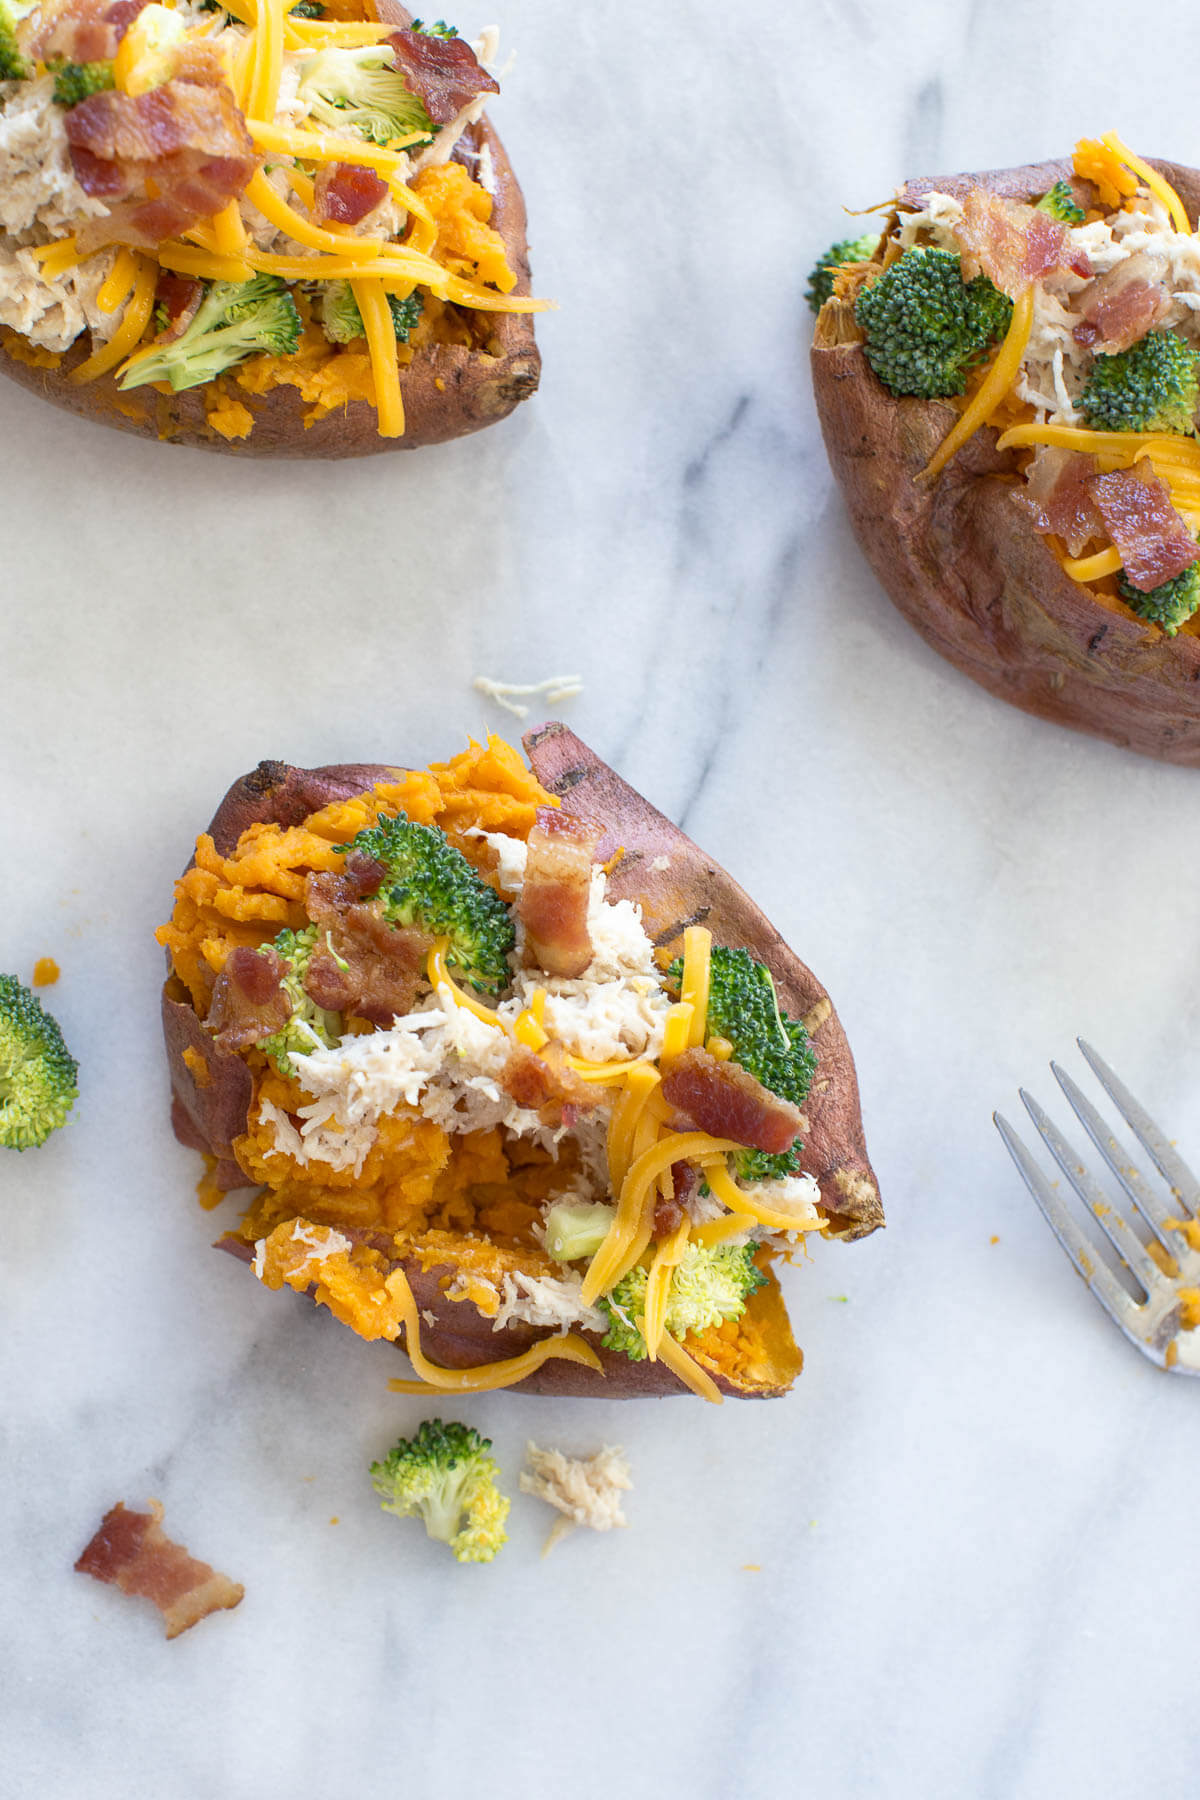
[{"xmin": 811, "ymin": 156, "xmax": 1200, "ymax": 766}]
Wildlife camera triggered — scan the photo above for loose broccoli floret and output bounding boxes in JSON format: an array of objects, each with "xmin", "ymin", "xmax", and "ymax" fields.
[
  {"xmin": 257, "ymin": 924, "xmax": 342, "ymax": 1079},
  {"xmin": 543, "ymin": 1198, "xmax": 616, "ymax": 1263},
  {"xmin": 854, "ymin": 245, "xmax": 1013, "ymax": 399},
  {"xmin": 120, "ymin": 276, "xmax": 301, "ymax": 393},
  {"xmin": 0, "ymin": 974, "xmax": 78, "ymax": 1151},
  {"xmin": 667, "ymin": 944, "xmax": 817, "ymax": 1182},
  {"xmin": 317, "ymin": 279, "xmax": 423, "ymax": 346},
  {"xmin": 1037, "ymin": 180, "xmax": 1086, "ymax": 226},
  {"xmin": 410, "ymin": 18, "xmax": 458, "ymax": 35},
  {"xmin": 0, "ymin": 0, "xmax": 30, "ymax": 78},
  {"xmin": 289, "ymin": 0, "xmax": 324, "ymax": 15},
  {"xmin": 295, "ymin": 46, "xmax": 434, "ymax": 145},
  {"xmin": 337, "ymin": 814, "xmax": 515, "ymax": 997},
  {"xmin": 370, "ymin": 1419, "xmax": 509, "ymax": 1563},
  {"xmin": 50, "ymin": 59, "xmax": 114, "ymax": 105},
  {"xmin": 1080, "ymin": 329, "xmax": 1200, "ymax": 436},
  {"xmin": 1117, "ymin": 557, "xmax": 1200, "ymax": 635},
  {"xmin": 599, "ymin": 1244, "xmax": 767, "ymax": 1361},
  {"xmin": 806, "ymin": 231, "xmax": 880, "ymax": 314}
]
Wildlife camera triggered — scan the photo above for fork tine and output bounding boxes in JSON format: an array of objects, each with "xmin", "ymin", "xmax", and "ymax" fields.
[
  {"xmin": 993, "ymin": 1110, "xmax": 1144, "ymax": 1337},
  {"xmin": 1018, "ymin": 1089, "xmax": 1160, "ymax": 1296},
  {"xmin": 1050, "ymin": 1062, "xmax": 1182, "ymax": 1263},
  {"xmin": 1077, "ymin": 1040, "xmax": 1200, "ymax": 1219}
]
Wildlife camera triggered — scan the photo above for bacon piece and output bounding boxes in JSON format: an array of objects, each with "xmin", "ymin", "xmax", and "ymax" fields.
[
  {"xmin": 1087, "ymin": 467, "xmax": 1200, "ymax": 592},
  {"xmin": 302, "ymin": 870, "xmax": 430, "ymax": 1026},
  {"xmin": 518, "ymin": 806, "xmax": 601, "ymax": 979},
  {"xmin": 207, "ymin": 946, "xmax": 289, "ymax": 1053},
  {"xmin": 314, "ymin": 161, "xmax": 388, "ymax": 226},
  {"xmin": 1073, "ymin": 252, "xmax": 1171, "ymax": 351},
  {"xmin": 654, "ymin": 1161, "xmax": 697, "ymax": 1238},
  {"xmin": 29, "ymin": 0, "xmax": 149, "ymax": 63},
  {"xmin": 661, "ymin": 1047, "xmax": 803, "ymax": 1155},
  {"xmin": 75, "ymin": 1500, "xmax": 244, "ymax": 1639},
  {"xmin": 500, "ymin": 1040, "xmax": 599, "ymax": 1118},
  {"xmin": 1015, "ymin": 446, "xmax": 1105, "ymax": 556},
  {"xmin": 386, "ymin": 26, "xmax": 498, "ymax": 127},
  {"xmin": 65, "ymin": 82, "xmax": 257, "ymax": 252},
  {"xmin": 955, "ymin": 187, "xmax": 1086, "ymax": 298},
  {"xmin": 154, "ymin": 271, "xmax": 203, "ymax": 342}
]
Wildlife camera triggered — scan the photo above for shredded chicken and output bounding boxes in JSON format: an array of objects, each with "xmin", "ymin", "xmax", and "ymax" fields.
[{"xmin": 520, "ymin": 1443, "xmax": 632, "ymax": 1532}]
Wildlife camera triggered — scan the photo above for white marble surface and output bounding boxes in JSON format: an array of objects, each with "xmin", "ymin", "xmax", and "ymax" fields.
[{"xmin": 6, "ymin": 1, "xmax": 1200, "ymax": 1794}]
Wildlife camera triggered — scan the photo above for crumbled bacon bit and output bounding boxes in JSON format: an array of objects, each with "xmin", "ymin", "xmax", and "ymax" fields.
[
  {"xmin": 1073, "ymin": 252, "xmax": 1171, "ymax": 352},
  {"xmin": 154, "ymin": 272, "xmax": 203, "ymax": 342},
  {"xmin": 654, "ymin": 1161, "xmax": 697, "ymax": 1237},
  {"xmin": 387, "ymin": 27, "xmax": 498, "ymax": 128},
  {"xmin": 303, "ymin": 870, "xmax": 430, "ymax": 1025},
  {"xmin": 955, "ymin": 187, "xmax": 1085, "ymax": 298},
  {"xmin": 75, "ymin": 1500, "xmax": 243, "ymax": 1639},
  {"xmin": 1015, "ymin": 446, "xmax": 1104, "ymax": 556},
  {"xmin": 518, "ymin": 807, "xmax": 601, "ymax": 979},
  {"xmin": 661, "ymin": 1047, "xmax": 803, "ymax": 1154},
  {"xmin": 65, "ymin": 82, "xmax": 257, "ymax": 252},
  {"xmin": 29, "ymin": 0, "xmax": 149, "ymax": 63},
  {"xmin": 313, "ymin": 161, "xmax": 388, "ymax": 226},
  {"xmin": 500, "ymin": 1040, "xmax": 598, "ymax": 1118},
  {"xmin": 207, "ymin": 946, "xmax": 289, "ymax": 1053},
  {"xmin": 1087, "ymin": 467, "xmax": 1200, "ymax": 592}
]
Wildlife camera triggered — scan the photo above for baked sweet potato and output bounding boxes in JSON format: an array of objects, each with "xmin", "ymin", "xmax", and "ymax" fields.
[
  {"xmin": 0, "ymin": 1, "xmax": 540, "ymax": 454},
  {"xmin": 159, "ymin": 729, "xmax": 881, "ymax": 1401},
  {"xmin": 811, "ymin": 150, "xmax": 1200, "ymax": 764}
]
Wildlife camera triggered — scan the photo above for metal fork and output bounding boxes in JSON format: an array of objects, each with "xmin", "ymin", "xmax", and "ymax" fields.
[{"xmin": 994, "ymin": 1041, "xmax": 1200, "ymax": 1372}]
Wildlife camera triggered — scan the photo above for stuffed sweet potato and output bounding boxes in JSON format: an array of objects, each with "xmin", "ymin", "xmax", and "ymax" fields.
[
  {"xmin": 158, "ymin": 728, "xmax": 882, "ymax": 1402},
  {"xmin": 0, "ymin": 0, "xmax": 542, "ymax": 453},
  {"xmin": 811, "ymin": 136, "xmax": 1200, "ymax": 764}
]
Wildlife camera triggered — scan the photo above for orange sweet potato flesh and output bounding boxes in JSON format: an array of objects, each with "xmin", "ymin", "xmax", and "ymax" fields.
[
  {"xmin": 162, "ymin": 736, "xmax": 881, "ymax": 1399},
  {"xmin": 0, "ymin": 3, "xmax": 539, "ymax": 457},
  {"xmin": 811, "ymin": 157, "xmax": 1200, "ymax": 766}
]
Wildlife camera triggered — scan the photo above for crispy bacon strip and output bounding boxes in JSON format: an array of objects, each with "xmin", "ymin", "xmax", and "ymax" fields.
[
  {"xmin": 303, "ymin": 870, "xmax": 430, "ymax": 1025},
  {"xmin": 1015, "ymin": 446, "xmax": 1104, "ymax": 556},
  {"xmin": 500, "ymin": 1040, "xmax": 600, "ymax": 1117},
  {"xmin": 518, "ymin": 806, "xmax": 601, "ymax": 979},
  {"xmin": 1073, "ymin": 252, "xmax": 1171, "ymax": 351},
  {"xmin": 955, "ymin": 187, "xmax": 1090, "ymax": 298},
  {"xmin": 387, "ymin": 26, "xmax": 498, "ymax": 127},
  {"xmin": 1087, "ymin": 467, "xmax": 1200, "ymax": 592},
  {"xmin": 208, "ymin": 946, "xmax": 289, "ymax": 1053},
  {"xmin": 66, "ymin": 82, "xmax": 257, "ymax": 252},
  {"xmin": 75, "ymin": 1501, "xmax": 244, "ymax": 1640},
  {"xmin": 661, "ymin": 1047, "xmax": 803, "ymax": 1155},
  {"xmin": 314, "ymin": 161, "xmax": 388, "ymax": 226},
  {"xmin": 29, "ymin": 0, "xmax": 149, "ymax": 63}
]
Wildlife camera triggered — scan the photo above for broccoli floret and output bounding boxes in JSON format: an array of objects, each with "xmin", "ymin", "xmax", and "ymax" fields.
[
  {"xmin": 0, "ymin": 0, "xmax": 30, "ymax": 78},
  {"xmin": 667, "ymin": 944, "xmax": 817, "ymax": 1182},
  {"xmin": 289, "ymin": 0, "xmax": 324, "ymax": 14},
  {"xmin": 370, "ymin": 1419, "xmax": 509, "ymax": 1563},
  {"xmin": 1117, "ymin": 557, "xmax": 1200, "ymax": 635},
  {"xmin": 337, "ymin": 814, "xmax": 515, "ymax": 998},
  {"xmin": 854, "ymin": 245, "xmax": 1013, "ymax": 399},
  {"xmin": 317, "ymin": 279, "xmax": 423, "ymax": 346},
  {"xmin": 257, "ymin": 924, "xmax": 342, "ymax": 1079},
  {"xmin": 51, "ymin": 59, "xmax": 115, "ymax": 105},
  {"xmin": 599, "ymin": 1244, "xmax": 767, "ymax": 1361},
  {"xmin": 1037, "ymin": 180, "xmax": 1086, "ymax": 226},
  {"xmin": 0, "ymin": 974, "xmax": 78, "ymax": 1151},
  {"xmin": 544, "ymin": 1198, "xmax": 616, "ymax": 1263},
  {"xmin": 120, "ymin": 276, "xmax": 300, "ymax": 393},
  {"xmin": 410, "ymin": 18, "xmax": 458, "ymax": 35},
  {"xmin": 295, "ymin": 46, "xmax": 434, "ymax": 145},
  {"xmin": 1081, "ymin": 329, "xmax": 1200, "ymax": 436},
  {"xmin": 806, "ymin": 231, "xmax": 880, "ymax": 314}
]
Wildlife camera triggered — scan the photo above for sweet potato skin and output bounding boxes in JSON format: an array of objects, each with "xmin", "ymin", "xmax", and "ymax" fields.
[
  {"xmin": 165, "ymin": 736, "xmax": 880, "ymax": 1397},
  {"xmin": 811, "ymin": 157, "xmax": 1200, "ymax": 765},
  {"xmin": 0, "ymin": 6, "xmax": 539, "ymax": 456}
]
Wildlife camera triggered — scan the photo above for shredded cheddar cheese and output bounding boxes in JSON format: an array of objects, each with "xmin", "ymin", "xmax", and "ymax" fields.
[{"xmin": 351, "ymin": 275, "xmax": 404, "ymax": 437}]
